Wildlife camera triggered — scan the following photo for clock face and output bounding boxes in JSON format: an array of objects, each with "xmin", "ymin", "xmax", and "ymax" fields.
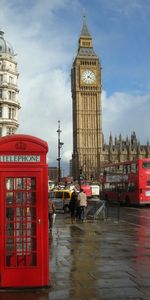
[{"xmin": 81, "ymin": 69, "xmax": 96, "ymax": 84}]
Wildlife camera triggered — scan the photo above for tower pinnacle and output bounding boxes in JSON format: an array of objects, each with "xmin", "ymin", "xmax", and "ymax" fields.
[{"xmin": 80, "ymin": 14, "xmax": 91, "ymax": 37}]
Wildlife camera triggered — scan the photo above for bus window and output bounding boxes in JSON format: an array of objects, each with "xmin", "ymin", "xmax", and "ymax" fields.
[
  {"xmin": 123, "ymin": 182, "xmax": 128, "ymax": 192},
  {"xmin": 110, "ymin": 183, "xmax": 116, "ymax": 191},
  {"xmin": 127, "ymin": 183, "xmax": 135, "ymax": 192},
  {"xmin": 142, "ymin": 162, "xmax": 150, "ymax": 169}
]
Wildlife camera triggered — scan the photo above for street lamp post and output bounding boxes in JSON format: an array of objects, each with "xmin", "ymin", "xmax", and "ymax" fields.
[{"xmin": 57, "ymin": 120, "xmax": 64, "ymax": 184}]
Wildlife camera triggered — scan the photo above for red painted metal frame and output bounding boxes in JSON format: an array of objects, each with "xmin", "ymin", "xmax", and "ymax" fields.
[{"xmin": 0, "ymin": 134, "xmax": 49, "ymax": 288}]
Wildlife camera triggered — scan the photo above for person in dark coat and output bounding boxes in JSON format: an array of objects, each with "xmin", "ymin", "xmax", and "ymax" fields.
[{"xmin": 69, "ymin": 190, "xmax": 77, "ymax": 223}]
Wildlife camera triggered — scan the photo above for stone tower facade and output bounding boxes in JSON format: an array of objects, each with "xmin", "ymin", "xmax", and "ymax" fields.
[
  {"xmin": 0, "ymin": 31, "xmax": 20, "ymax": 136},
  {"xmin": 71, "ymin": 18, "xmax": 150, "ymax": 181},
  {"xmin": 71, "ymin": 16, "xmax": 103, "ymax": 180}
]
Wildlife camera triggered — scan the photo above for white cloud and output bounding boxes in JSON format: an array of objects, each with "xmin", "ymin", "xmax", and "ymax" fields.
[
  {"xmin": 0, "ymin": 0, "xmax": 74, "ymax": 173},
  {"xmin": 19, "ymin": 68, "xmax": 72, "ymax": 165},
  {"xmin": 102, "ymin": 90, "xmax": 150, "ymax": 143}
]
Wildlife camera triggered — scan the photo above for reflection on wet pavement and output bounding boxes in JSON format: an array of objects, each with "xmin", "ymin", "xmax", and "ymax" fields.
[
  {"xmin": 1, "ymin": 206, "xmax": 150, "ymax": 299},
  {"xmin": 50, "ymin": 211, "xmax": 150, "ymax": 300}
]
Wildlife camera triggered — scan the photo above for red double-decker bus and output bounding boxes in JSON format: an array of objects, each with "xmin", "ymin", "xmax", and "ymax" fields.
[{"xmin": 100, "ymin": 158, "xmax": 150, "ymax": 205}]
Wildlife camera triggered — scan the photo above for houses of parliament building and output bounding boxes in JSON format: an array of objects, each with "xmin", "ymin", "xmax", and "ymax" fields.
[{"xmin": 71, "ymin": 17, "xmax": 150, "ymax": 181}]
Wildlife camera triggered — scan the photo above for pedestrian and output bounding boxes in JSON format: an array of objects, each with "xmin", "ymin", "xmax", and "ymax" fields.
[
  {"xmin": 48, "ymin": 197, "xmax": 55, "ymax": 231},
  {"xmin": 78, "ymin": 188, "xmax": 87, "ymax": 222},
  {"xmin": 69, "ymin": 190, "xmax": 77, "ymax": 223},
  {"xmin": 76, "ymin": 198, "xmax": 80, "ymax": 220}
]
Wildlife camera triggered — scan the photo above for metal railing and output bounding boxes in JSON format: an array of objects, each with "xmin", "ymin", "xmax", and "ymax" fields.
[{"xmin": 86, "ymin": 198, "xmax": 120, "ymax": 221}]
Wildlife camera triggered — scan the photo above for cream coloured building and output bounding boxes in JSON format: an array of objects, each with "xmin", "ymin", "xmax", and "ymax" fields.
[{"xmin": 0, "ymin": 30, "xmax": 20, "ymax": 136}]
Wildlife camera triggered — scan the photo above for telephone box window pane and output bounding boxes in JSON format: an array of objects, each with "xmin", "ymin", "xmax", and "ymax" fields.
[
  {"xmin": 31, "ymin": 178, "xmax": 36, "ymax": 189},
  {"xmin": 27, "ymin": 192, "xmax": 36, "ymax": 204},
  {"xmin": 6, "ymin": 192, "xmax": 14, "ymax": 205},
  {"xmin": 6, "ymin": 255, "xmax": 16, "ymax": 267},
  {"xmin": 31, "ymin": 207, "xmax": 36, "ymax": 220},
  {"xmin": 27, "ymin": 192, "xmax": 31, "ymax": 204},
  {"xmin": 6, "ymin": 207, "xmax": 14, "ymax": 221},
  {"xmin": 27, "ymin": 178, "xmax": 36, "ymax": 190},
  {"xmin": 6, "ymin": 237, "xmax": 14, "ymax": 253},
  {"xmin": 6, "ymin": 178, "xmax": 14, "ymax": 190},
  {"xmin": 16, "ymin": 207, "xmax": 24, "ymax": 218},
  {"xmin": 26, "ymin": 224, "xmax": 30, "ymax": 235},
  {"xmin": 31, "ymin": 223, "xmax": 36, "ymax": 235},
  {"xmin": 16, "ymin": 192, "xmax": 26, "ymax": 204},
  {"xmin": 27, "ymin": 207, "xmax": 32, "ymax": 222},
  {"xmin": 31, "ymin": 238, "xmax": 37, "ymax": 251},
  {"xmin": 27, "ymin": 237, "xmax": 32, "ymax": 245},
  {"xmin": 15, "ymin": 222, "xmax": 28, "ymax": 234},
  {"xmin": 16, "ymin": 178, "xmax": 26, "ymax": 190},
  {"xmin": 6, "ymin": 224, "xmax": 14, "ymax": 237}
]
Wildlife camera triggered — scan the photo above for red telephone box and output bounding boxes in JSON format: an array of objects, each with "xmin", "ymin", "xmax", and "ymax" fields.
[{"xmin": 0, "ymin": 134, "xmax": 49, "ymax": 288}]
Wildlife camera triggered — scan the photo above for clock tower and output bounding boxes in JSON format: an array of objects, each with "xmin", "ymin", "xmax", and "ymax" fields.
[{"xmin": 71, "ymin": 16, "xmax": 103, "ymax": 180}]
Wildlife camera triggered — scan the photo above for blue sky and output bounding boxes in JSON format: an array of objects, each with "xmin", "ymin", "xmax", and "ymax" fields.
[{"xmin": 1, "ymin": 0, "xmax": 150, "ymax": 175}]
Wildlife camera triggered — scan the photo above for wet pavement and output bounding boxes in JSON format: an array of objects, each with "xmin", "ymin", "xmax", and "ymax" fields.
[
  {"xmin": 50, "ymin": 208, "xmax": 150, "ymax": 300},
  {"xmin": 1, "ymin": 206, "xmax": 150, "ymax": 299}
]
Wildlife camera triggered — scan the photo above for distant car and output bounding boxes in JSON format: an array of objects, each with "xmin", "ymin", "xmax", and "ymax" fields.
[{"xmin": 49, "ymin": 190, "xmax": 73, "ymax": 213}]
